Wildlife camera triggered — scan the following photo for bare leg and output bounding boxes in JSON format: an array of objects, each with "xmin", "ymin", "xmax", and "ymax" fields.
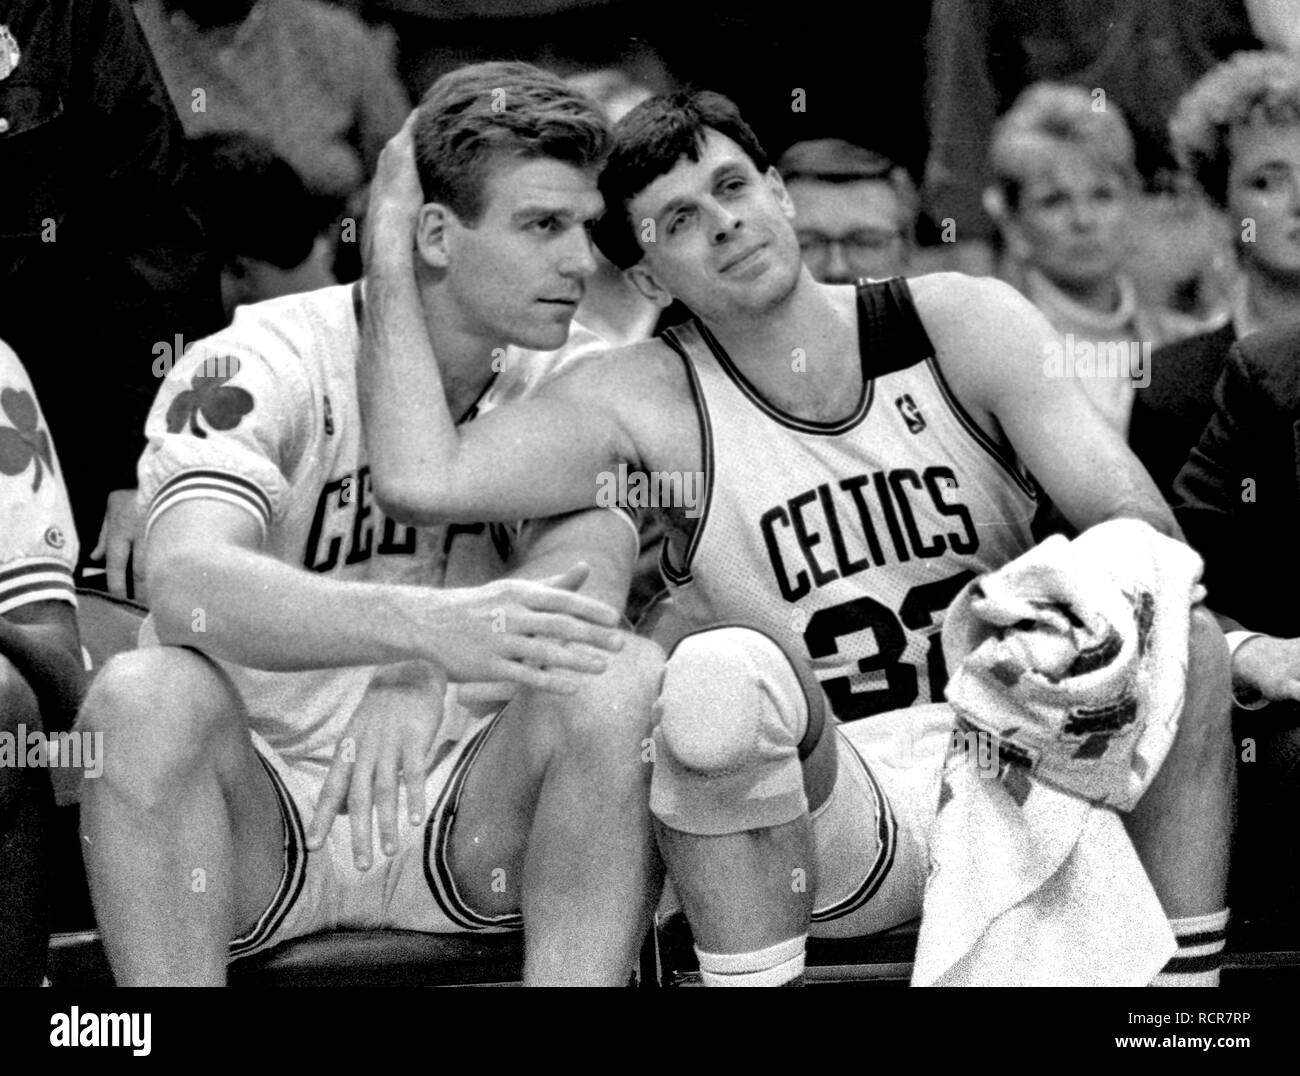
[
  {"xmin": 653, "ymin": 726, "xmax": 837, "ymax": 954},
  {"xmin": 79, "ymin": 647, "xmax": 285, "ymax": 985},
  {"xmin": 0, "ymin": 657, "xmax": 52, "ymax": 986},
  {"xmin": 447, "ymin": 634, "xmax": 665, "ymax": 985},
  {"xmin": 1123, "ymin": 606, "xmax": 1235, "ymax": 917}
]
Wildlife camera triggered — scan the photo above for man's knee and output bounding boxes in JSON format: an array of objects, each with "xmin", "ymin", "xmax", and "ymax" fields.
[
  {"xmin": 0, "ymin": 656, "xmax": 43, "ymax": 811},
  {"xmin": 79, "ymin": 647, "xmax": 240, "ymax": 806},
  {"xmin": 650, "ymin": 626, "xmax": 816, "ymax": 836},
  {"xmin": 545, "ymin": 632, "xmax": 665, "ymax": 754},
  {"xmin": 0, "ymin": 654, "xmax": 40, "ymax": 736}
]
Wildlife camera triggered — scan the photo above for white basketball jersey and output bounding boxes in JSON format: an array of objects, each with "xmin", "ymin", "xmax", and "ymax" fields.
[
  {"xmin": 661, "ymin": 278, "xmax": 1040, "ymax": 723},
  {"xmin": 137, "ymin": 283, "xmax": 607, "ymax": 763}
]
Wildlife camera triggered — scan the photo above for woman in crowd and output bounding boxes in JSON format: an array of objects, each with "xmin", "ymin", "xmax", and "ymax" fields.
[{"xmin": 1132, "ymin": 50, "xmax": 1300, "ymax": 496}]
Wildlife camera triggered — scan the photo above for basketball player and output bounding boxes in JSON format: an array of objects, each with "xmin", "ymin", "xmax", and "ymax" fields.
[
  {"xmin": 359, "ymin": 90, "xmax": 1234, "ymax": 986},
  {"xmin": 76, "ymin": 63, "xmax": 665, "ymax": 987},
  {"xmin": 0, "ymin": 337, "xmax": 84, "ymax": 986}
]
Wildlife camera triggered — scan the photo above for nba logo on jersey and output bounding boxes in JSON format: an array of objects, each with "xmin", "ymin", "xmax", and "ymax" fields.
[{"xmin": 895, "ymin": 394, "xmax": 926, "ymax": 434}]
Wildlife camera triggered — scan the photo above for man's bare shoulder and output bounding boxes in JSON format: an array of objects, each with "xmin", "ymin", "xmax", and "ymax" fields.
[
  {"xmin": 907, "ymin": 271, "xmax": 1032, "ymax": 330},
  {"xmin": 541, "ymin": 334, "xmax": 691, "ymax": 404},
  {"xmin": 908, "ymin": 272, "xmax": 1054, "ymax": 400}
]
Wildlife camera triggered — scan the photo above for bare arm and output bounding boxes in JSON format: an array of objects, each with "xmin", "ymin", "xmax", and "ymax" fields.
[
  {"xmin": 917, "ymin": 274, "xmax": 1179, "ymax": 538},
  {"xmin": 358, "ymin": 119, "xmax": 637, "ymax": 525},
  {"xmin": 143, "ymin": 499, "xmax": 622, "ymax": 690},
  {"xmin": 509, "ymin": 508, "xmax": 640, "ymax": 618}
]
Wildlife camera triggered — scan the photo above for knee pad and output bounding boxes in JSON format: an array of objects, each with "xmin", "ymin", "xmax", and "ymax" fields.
[{"xmin": 649, "ymin": 625, "xmax": 822, "ymax": 836}]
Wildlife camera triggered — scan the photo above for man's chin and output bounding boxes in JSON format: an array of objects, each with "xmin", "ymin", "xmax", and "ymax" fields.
[{"xmin": 512, "ymin": 321, "xmax": 573, "ymax": 353}]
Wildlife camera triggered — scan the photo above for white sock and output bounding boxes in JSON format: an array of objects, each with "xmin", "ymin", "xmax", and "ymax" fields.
[
  {"xmin": 1150, "ymin": 909, "xmax": 1229, "ymax": 987},
  {"xmin": 696, "ymin": 935, "xmax": 807, "ymax": 987}
]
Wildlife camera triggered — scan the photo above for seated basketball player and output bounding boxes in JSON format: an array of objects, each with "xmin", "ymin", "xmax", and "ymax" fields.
[
  {"xmin": 0, "ymin": 337, "xmax": 85, "ymax": 986},
  {"xmin": 358, "ymin": 89, "xmax": 1235, "ymax": 986},
  {"xmin": 77, "ymin": 63, "xmax": 664, "ymax": 987}
]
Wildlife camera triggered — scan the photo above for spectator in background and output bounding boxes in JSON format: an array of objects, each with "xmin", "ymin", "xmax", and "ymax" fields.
[
  {"xmin": 985, "ymin": 83, "xmax": 1209, "ymax": 435},
  {"xmin": 0, "ymin": 336, "xmax": 85, "ymax": 985},
  {"xmin": 923, "ymin": 0, "xmax": 1263, "ymax": 271},
  {"xmin": 1172, "ymin": 321, "xmax": 1300, "ymax": 941},
  {"xmin": 184, "ymin": 132, "xmax": 341, "ymax": 323},
  {"xmin": 1133, "ymin": 51, "xmax": 1300, "ymax": 498},
  {"xmin": 0, "ymin": 0, "xmax": 224, "ymax": 598},
  {"xmin": 133, "ymin": 0, "xmax": 410, "ymax": 277},
  {"xmin": 776, "ymin": 139, "xmax": 918, "ymax": 283}
]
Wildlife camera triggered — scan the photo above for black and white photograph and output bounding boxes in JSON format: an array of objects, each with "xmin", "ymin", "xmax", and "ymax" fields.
[{"xmin": 2, "ymin": 0, "xmax": 1299, "ymax": 1053}]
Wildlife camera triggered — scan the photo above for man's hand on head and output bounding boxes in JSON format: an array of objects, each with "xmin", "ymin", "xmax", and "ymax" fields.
[{"xmin": 365, "ymin": 111, "xmax": 424, "ymax": 268}]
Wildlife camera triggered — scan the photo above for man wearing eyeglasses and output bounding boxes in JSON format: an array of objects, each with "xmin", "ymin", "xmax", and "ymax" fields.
[{"xmin": 777, "ymin": 138, "xmax": 918, "ymax": 282}]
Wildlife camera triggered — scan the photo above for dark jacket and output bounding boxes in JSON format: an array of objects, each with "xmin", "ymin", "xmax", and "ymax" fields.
[
  {"xmin": 1130, "ymin": 322, "xmax": 1237, "ymax": 500},
  {"xmin": 1173, "ymin": 323, "xmax": 1300, "ymax": 637},
  {"xmin": 0, "ymin": 0, "xmax": 222, "ymax": 550}
]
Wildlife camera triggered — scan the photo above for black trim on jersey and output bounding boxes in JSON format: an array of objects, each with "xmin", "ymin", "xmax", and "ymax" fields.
[
  {"xmin": 659, "ymin": 327, "xmax": 716, "ymax": 583},
  {"xmin": 228, "ymin": 752, "xmax": 308, "ymax": 960},
  {"xmin": 692, "ymin": 317, "xmax": 876, "ymax": 436},
  {"xmin": 924, "ymin": 356, "xmax": 1038, "ymax": 498},
  {"xmin": 810, "ymin": 731, "xmax": 898, "ymax": 924},
  {"xmin": 423, "ymin": 708, "xmax": 523, "ymax": 931},
  {"xmin": 857, "ymin": 277, "xmax": 940, "ymax": 378},
  {"xmin": 351, "ymin": 279, "xmax": 364, "ymax": 329}
]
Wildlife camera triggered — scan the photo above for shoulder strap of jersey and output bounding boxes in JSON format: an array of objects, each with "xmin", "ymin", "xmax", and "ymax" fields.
[{"xmin": 855, "ymin": 277, "xmax": 937, "ymax": 378}]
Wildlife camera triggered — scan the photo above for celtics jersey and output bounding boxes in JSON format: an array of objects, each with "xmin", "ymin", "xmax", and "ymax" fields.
[
  {"xmin": 660, "ymin": 278, "xmax": 1039, "ymax": 723},
  {"xmin": 136, "ymin": 283, "xmax": 608, "ymax": 763}
]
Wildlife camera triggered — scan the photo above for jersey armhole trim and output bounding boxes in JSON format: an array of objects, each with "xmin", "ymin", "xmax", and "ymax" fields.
[
  {"xmin": 924, "ymin": 356, "xmax": 1038, "ymax": 499},
  {"xmin": 659, "ymin": 328, "xmax": 716, "ymax": 582}
]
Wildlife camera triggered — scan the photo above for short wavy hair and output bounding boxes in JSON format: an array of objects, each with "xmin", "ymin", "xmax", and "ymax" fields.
[
  {"xmin": 592, "ymin": 90, "xmax": 770, "ymax": 270},
  {"xmin": 415, "ymin": 61, "xmax": 610, "ymax": 225},
  {"xmin": 776, "ymin": 138, "xmax": 920, "ymax": 244},
  {"xmin": 1170, "ymin": 50, "xmax": 1300, "ymax": 209},
  {"xmin": 990, "ymin": 82, "xmax": 1138, "ymax": 212}
]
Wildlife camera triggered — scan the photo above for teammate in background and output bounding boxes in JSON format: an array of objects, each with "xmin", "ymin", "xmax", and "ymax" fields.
[
  {"xmin": 0, "ymin": 337, "xmax": 84, "ymax": 985},
  {"xmin": 77, "ymin": 63, "xmax": 663, "ymax": 987},
  {"xmin": 359, "ymin": 90, "xmax": 1234, "ymax": 986}
]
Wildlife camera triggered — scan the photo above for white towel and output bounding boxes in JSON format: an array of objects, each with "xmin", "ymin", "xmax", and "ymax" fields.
[{"xmin": 911, "ymin": 519, "xmax": 1205, "ymax": 986}]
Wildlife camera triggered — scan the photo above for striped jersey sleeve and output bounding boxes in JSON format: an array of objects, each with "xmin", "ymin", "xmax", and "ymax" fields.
[
  {"xmin": 137, "ymin": 330, "xmax": 312, "ymax": 543},
  {"xmin": 0, "ymin": 339, "xmax": 79, "ymax": 614}
]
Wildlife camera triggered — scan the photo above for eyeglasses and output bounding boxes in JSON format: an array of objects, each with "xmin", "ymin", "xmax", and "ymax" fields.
[{"xmin": 796, "ymin": 228, "xmax": 903, "ymax": 264}]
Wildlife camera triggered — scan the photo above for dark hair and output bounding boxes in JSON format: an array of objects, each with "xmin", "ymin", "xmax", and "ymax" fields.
[
  {"xmin": 183, "ymin": 132, "xmax": 340, "ymax": 269},
  {"xmin": 415, "ymin": 61, "xmax": 610, "ymax": 225},
  {"xmin": 593, "ymin": 90, "xmax": 770, "ymax": 269}
]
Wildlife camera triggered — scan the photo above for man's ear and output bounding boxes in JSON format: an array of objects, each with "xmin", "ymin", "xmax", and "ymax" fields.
[
  {"xmin": 415, "ymin": 202, "xmax": 456, "ymax": 270},
  {"xmin": 766, "ymin": 166, "xmax": 795, "ymax": 220},
  {"xmin": 626, "ymin": 262, "xmax": 674, "ymax": 308}
]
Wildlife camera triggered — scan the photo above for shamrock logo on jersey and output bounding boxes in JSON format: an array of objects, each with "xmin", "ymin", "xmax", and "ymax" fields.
[
  {"xmin": 0, "ymin": 387, "xmax": 54, "ymax": 492},
  {"xmin": 166, "ymin": 367, "xmax": 254, "ymax": 439}
]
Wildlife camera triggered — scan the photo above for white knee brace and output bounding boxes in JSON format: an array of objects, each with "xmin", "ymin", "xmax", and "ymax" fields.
[{"xmin": 649, "ymin": 625, "xmax": 823, "ymax": 836}]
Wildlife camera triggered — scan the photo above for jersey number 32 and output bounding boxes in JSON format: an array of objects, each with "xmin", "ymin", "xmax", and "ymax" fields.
[{"xmin": 803, "ymin": 570, "xmax": 975, "ymax": 720}]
